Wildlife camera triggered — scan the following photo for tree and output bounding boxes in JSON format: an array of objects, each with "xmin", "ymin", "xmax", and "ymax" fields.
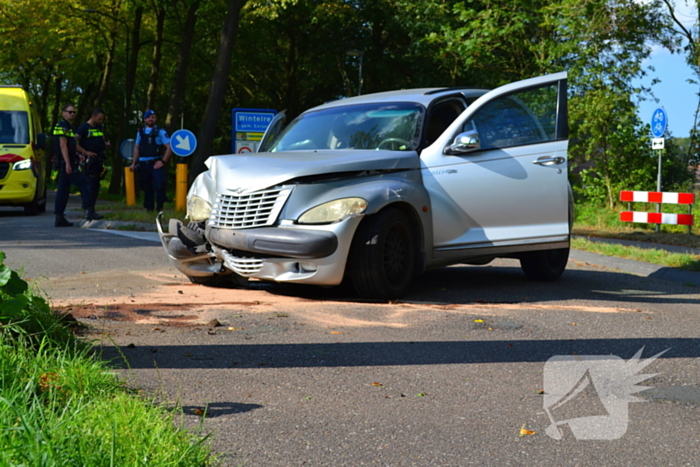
[{"xmin": 191, "ymin": 0, "xmax": 246, "ymax": 181}]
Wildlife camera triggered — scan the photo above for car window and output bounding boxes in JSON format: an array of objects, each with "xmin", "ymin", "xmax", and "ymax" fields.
[
  {"xmin": 425, "ymin": 99, "xmax": 466, "ymax": 146},
  {"xmin": 267, "ymin": 103, "xmax": 424, "ymax": 153},
  {"xmin": 463, "ymin": 83, "xmax": 558, "ymax": 150},
  {"xmin": 0, "ymin": 111, "xmax": 29, "ymax": 144}
]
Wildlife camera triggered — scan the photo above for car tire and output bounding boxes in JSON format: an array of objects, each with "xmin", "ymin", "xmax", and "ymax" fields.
[
  {"xmin": 519, "ymin": 248, "xmax": 569, "ymax": 281},
  {"xmin": 349, "ymin": 207, "xmax": 416, "ymax": 300},
  {"xmin": 38, "ymin": 184, "xmax": 47, "ymax": 213},
  {"xmin": 23, "ymin": 185, "xmax": 42, "ymax": 216}
]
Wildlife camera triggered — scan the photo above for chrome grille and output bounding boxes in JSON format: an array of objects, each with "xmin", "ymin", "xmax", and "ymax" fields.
[
  {"xmin": 222, "ymin": 250, "xmax": 264, "ymax": 276},
  {"xmin": 210, "ymin": 186, "xmax": 292, "ymax": 229}
]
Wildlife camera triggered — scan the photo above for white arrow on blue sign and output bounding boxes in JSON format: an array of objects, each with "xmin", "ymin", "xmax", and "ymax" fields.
[
  {"xmin": 170, "ymin": 129, "xmax": 197, "ymax": 157},
  {"xmin": 651, "ymin": 108, "xmax": 667, "ymax": 138}
]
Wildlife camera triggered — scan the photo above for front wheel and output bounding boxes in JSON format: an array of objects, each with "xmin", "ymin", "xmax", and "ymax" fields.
[
  {"xmin": 348, "ymin": 207, "xmax": 416, "ymax": 300},
  {"xmin": 188, "ymin": 273, "xmax": 249, "ymax": 288},
  {"xmin": 519, "ymin": 248, "xmax": 569, "ymax": 281}
]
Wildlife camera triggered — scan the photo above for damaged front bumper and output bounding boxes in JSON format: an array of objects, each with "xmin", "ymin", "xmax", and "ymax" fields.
[{"xmin": 156, "ymin": 213, "xmax": 361, "ymax": 286}]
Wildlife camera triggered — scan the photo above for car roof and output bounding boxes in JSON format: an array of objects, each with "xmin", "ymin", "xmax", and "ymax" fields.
[
  {"xmin": 0, "ymin": 86, "xmax": 31, "ymax": 111},
  {"xmin": 310, "ymin": 87, "xmax": 490, "ymax": 111}
]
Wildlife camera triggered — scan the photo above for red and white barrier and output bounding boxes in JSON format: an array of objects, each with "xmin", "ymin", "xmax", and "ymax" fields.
[
  {"xmin": 619, "ymin": 211, "xmax": 694, "ymax": 226},
  {"xmin": 619, "ymin": 190, "xmax": 695, "ymax": 230},
  {"xmin": 620, "ymin": 191, "xmax": 695, "ymax": 204}
]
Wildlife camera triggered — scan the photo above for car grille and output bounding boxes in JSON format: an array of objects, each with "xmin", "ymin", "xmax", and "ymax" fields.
[
  {"xmin": 209, "ymin": 186, "xmax": 292, "ymax": 229},
  {"xmin": 0, "ymin": 162, "xmax": 9, "ymax": 179},
  {"xmin": 222, "ymin": 250, "xmax": 264, "ymax": 276}
]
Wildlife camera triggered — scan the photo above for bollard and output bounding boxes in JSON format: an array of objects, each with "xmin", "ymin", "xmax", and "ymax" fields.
[
  {"xmin": 124, "ymin": 167, "xmax": 136, "ymax": 206},
  {"xmin": 176, "ymin": 162, "xmax": 188, "ymax": 211}
]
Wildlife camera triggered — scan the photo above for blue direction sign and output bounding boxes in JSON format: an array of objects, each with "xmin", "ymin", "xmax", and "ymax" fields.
[
  {"xmin": 651, "ymin": 108, "xmax": 667, "ymax": 138},
  {"xmin": 170, "ymin": 129, "xmax": 197, "ymax": 157}
]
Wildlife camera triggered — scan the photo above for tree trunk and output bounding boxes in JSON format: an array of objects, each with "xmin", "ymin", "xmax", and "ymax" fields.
[
  {"xmin": 165, "ymin": 0, "xmax": 200, "ymax": 136},
  {"xmin": 109, "ymin": 6, "xmax": 144, "ymax": 194},
  {"xmin": 190, "ymin": 0, "xmax": 245, "ymax": 183},
  {"xmin": 146, "ymin": 3, "xmax": 167, "ymax": 110},
  {"xmin": 94, "ymin": 29, "xmax": 118, "ymax": 109}
]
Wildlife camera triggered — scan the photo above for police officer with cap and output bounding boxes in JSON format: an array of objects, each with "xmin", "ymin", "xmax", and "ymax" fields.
[
  {"xmin": 76, "ymin": 107, "xmax": 108, "ymax": 219},
  {"xmin": 129, "ymin": 109, "xmax": 172, "ymax": 211},
  {"xmin": 53, "ymin": 104, "xmax": 96, "ymax": 227}
]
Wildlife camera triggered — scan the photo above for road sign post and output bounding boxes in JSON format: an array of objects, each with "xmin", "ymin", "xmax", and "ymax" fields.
[
  {"xmin": 120, "ymin": 139, "xmax": 136, "ymax": 206},
  {"xmin": 232, "ymin": 108, "xmax": 276, "ymax": 153},
  {"xmin": 170, "ymin": 129, "xmax": 197, "ymax": 211},
  {"xmin": 651, "ymin": 108, "xmax": 668, "ymax": 232}
]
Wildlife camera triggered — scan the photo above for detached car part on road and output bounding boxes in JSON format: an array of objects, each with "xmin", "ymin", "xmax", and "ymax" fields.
[{"xmin": 158, "ymin": 73, "xmax": 573, "ymax": 300}]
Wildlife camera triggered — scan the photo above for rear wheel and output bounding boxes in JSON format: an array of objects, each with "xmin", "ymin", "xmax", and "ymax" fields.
[
  {"xmin": 519, "ymin": 248, "xmax": 569, "ymax": 281},
  {"xmin": 349, "ymin": 207, "xmax": 416, "ymax": 300}
]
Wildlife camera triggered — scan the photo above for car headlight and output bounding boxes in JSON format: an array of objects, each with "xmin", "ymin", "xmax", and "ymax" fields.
[
  {"xmin": 13, "ymin": 159, "xmax": 32, "ymax": 171},
  {"xmin": 298, "ymin": 197, "xmax": 368, "ymax": 224},
  {"xmin": 187, "ymin": 195, "xmax": 212, "ymax": 221}
]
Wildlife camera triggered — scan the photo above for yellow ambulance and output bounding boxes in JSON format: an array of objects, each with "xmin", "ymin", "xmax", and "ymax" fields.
[{"xmin": 0, "ymin": 85, "xmax": 47, "ymax": 215}]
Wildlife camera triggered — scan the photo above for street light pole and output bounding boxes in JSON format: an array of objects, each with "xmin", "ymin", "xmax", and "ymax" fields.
[{"xmin": 346, "ymin": 50, "xmax": 364, "ymax": 96}]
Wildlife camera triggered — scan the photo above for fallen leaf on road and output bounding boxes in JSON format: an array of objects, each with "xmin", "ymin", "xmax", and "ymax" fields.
[
  {"xmin": 193, "ymin": 408, "xmax": 205, "ymax": 416},
  {"xmin": 331, "ymin": 331, "xmax": 342, "ymax": 334},
  {"xmin": 474, "ymin": 319, "xmax": 484, "ymax": 323},
  {"xmin": 537, "ymin": 389, "xmax": 545, "ymax": 395},
  {"xmin": 178, "ymin": 290, "xmax": 183, "ymax": 294},
  {"xmin": 519, "ymin": 424, "xmax": 536, "ymax": 436},
  {"xmin": 372, "ymin": 382, "xmax": 384, "ymax": 387},
  {"xmin": 417, "ymin": 393, "xmax": 426, "ymax": 397}
]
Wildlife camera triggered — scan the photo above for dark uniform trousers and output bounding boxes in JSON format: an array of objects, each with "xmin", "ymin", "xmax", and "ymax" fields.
[
  {"xmin": 54, "ymin": 164, "xmax": 91, "ymax": 215},
  {"xmin": 138, "ymin": 159, "xmax": 167, "ymax": 211}
]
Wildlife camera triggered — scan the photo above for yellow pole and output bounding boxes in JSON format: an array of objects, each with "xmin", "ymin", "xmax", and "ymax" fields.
[
  {"xmin": 124, "ymin": 167, "xmax": 136, "ymax": 206},
  {"xmin": 176, "ymin": 162, "xmax": 188, "ymax": 211}
]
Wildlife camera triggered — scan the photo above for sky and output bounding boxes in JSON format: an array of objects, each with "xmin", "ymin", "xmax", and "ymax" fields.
[{"xmin": 634, "ymin": 1, "xmax": 697, "ymax": 138}]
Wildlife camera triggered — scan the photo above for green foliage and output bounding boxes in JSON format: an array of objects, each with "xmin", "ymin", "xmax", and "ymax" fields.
[
  {"xmin": 0, "ymin": 251, "xmax": 215, "ymax": 466},
  {"xmin": 0, "ymin": 251, "xmax": 75, "ymax": 346}
]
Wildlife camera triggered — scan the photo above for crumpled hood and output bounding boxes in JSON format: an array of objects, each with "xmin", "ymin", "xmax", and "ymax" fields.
[{"xmin": 205, "ymin": 149, "xmax": 419, "ymax": 194}]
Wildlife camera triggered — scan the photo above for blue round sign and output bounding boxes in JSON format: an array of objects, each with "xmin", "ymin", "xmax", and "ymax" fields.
[
  {"xmin": 119, "ymin": 138, "xmax": 135, "ymax": 160},
  {"xmin": 651, "ymin": 108, "xmax": 667, "ymax": 138},
  {"xmin": 170, "ymin": 129, "xmax": 197, "ymax": 157}
]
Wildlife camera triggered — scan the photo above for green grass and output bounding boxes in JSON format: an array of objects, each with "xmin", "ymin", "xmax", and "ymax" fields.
[
  {"xmin": 571, "ymin": 237, "xmax": 700, "ymax": 271},
  {"xmin": 571, "ymin": 196, "xmax": 700, "ymax": 269},
  {"xmin": 0, "ymin": 252, "xmax": 216, "ymax": 466}
]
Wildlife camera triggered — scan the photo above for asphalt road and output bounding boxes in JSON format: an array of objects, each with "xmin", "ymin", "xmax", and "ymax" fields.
[{"xmin": 2, "ymin": 204, "xmax": 700, "ymax": 466}]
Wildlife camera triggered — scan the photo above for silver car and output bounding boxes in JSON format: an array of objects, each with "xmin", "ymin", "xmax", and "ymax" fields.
[{"xmin": 157, "ymin": 72, "xmax": 572, "ymax": 299}]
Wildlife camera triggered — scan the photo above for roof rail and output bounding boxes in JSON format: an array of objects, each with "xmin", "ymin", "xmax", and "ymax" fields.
[
  {"xmin": 0, "ymin": 85, "xmax": 23, "ymax": 88},
  {"xmin": 424, "ymin": 86, "xmax": 489, "ymax": 95}
]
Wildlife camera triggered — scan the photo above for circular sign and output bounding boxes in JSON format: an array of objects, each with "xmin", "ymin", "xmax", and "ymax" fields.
[
  {"xmin": 238, "ymin": 146, "xmax": 252, "ymax": 153},
  {"xmin": 120, "ymin": 138, "xmax": 135, "ymax": 160},
  {"xmin": 651, "ymin": 108, "xmax": 667, "ymax": 138},
  {"xmin": 170, "ymin": 129, "xmax": 197, "ymax": 157}
]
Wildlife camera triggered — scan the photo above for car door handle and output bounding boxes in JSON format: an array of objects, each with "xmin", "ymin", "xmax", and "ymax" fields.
[{"xmin": 532, "ymin": 156, "xmax": 566, "ymax": 166}]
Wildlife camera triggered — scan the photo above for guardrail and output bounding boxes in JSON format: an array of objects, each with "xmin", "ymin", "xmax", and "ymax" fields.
[{"xmin": 619, "ymin": 190, "xmax": 695, "ymax": 234}]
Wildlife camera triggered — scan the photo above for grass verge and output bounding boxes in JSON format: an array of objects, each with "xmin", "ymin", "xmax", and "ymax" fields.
[
  {"xmin": 571, "ymin": 237, "xmax": 700, "ymax": 272},
  {"xmin": 0, "ymin": 251, "xmax": 216, "ymax": 466}
]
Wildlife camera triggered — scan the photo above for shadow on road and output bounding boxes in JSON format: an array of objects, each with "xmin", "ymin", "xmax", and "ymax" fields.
[{"xmin": 100, "ymin": 338, "xmax": 694, "ymax": 370}]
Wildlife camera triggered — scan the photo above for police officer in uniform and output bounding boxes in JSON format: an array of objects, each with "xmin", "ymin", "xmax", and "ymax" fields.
[
  {"xmin": 53, "ymin": 104, "xmax": 96, "ymax": 227},
  {"xmin": 129, "ymin": 109, "xmax": 172, "ymax": 211},
  {"xmin": 76, "ymin": 108, "xmax": 108, "ymax": 219}
]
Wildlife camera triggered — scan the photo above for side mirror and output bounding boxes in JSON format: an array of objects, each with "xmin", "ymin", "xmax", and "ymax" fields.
[
  {"xmin": 444, "ymin": 130, "xmax": 480, "ymax": 155},
  {"xmin": 36, "ymin": 133, "xmax": 47, "ymax": 150}
]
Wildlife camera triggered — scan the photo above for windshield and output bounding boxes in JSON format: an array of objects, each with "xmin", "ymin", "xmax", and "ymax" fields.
[
  {"xmin": 0, "ymin": 111, "xmax": 29, "ymax": 144},
  {"xmin": 267, "ymin": 102, "xmax": 424, "ymax": 152}
]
